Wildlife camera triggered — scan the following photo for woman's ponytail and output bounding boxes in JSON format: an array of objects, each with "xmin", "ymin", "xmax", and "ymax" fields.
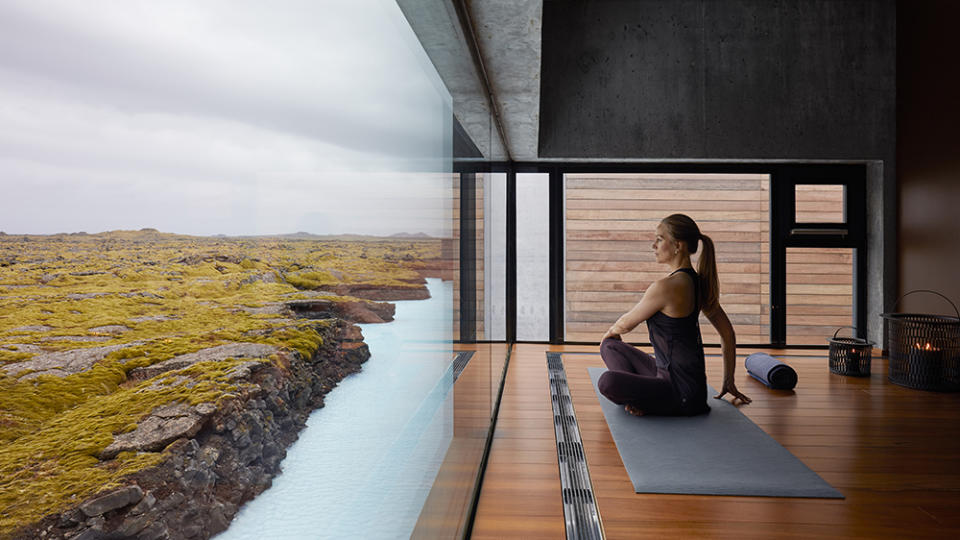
[
  {"xmin": 661, "ymin": 214, "xmax": 721, "ymax": 313},
  {"xmin": 697, "ymin": 233, "xmax": 720, "ymax": 314}
]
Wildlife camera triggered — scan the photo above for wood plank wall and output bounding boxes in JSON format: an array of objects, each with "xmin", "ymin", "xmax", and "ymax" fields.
[
  {"xmin": 795, "ymin": 183, "xmax": 846, "ymax": 223},
  {"xmin": 564, "ymin": 173, "xmax": 772, "ymax": 344}
]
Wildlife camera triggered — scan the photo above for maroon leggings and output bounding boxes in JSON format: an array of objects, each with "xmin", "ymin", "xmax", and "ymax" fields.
[{"xmin": 598, "ymin": 338, "xmax": 680, "ymax": 414}]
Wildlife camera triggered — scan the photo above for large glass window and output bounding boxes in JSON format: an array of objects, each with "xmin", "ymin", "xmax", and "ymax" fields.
[
  {"xmin": 564, "ymin": 173, "xmax": 771, "ymax": 344},
  {"xmin": 0, "ymin": 2, "xmax": 501, "ymax": 539},
  {"xmin": 517, "ymin": 173, "xmax": 551, "ymax": 341},
  {"xmin": 484, "ymin": 173, "xmax": 508, "ymax": 341}
]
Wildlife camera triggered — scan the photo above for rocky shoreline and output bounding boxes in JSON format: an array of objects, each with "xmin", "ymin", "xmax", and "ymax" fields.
[{"xmin": 11, "ymin": 315, "xmax": 375, "ymax": 540}]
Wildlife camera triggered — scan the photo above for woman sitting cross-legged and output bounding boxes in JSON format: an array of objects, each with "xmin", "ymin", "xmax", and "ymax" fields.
[{"xmin": 599, "ymin": 213, "xmax": 751, "ymax": 416}]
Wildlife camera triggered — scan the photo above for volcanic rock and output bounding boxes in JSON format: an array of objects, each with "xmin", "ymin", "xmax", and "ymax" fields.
[
  {"xmin": 2, "ymin": 341, "xmax": 144, "ymax": 380},
  {"xmin": 88, "ymin": 325, "xmax": 130, "ymax": 334},
  {"xmin": 127, "ymin": 343, "xmax": 277, "ymax": 382},
  {"xmin": 79, "ymin": 486, "xmax": 144, "ymax": 517},
  {"xmin": 285, "ymin": 298, "xmax": 395, "ymax": 323},
  {"xmin": 318, "ymin": 283, "xmax": 430, "ymax": 301},
  {"xmin": 100, "ymin": 403, "xmax": 206, "ymax": 460}
]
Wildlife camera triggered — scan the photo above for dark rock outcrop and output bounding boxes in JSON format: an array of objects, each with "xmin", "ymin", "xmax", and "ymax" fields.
[
  {"xmin": 285, "ymin": 297, "xmax": 396, "ymax": 323},
  {"xmin": 79, "ymin": 486, "xmax": 144, "ymax": 518},
  {"xmin": 99, "ymin": 403, "xmax": 213, "ymax": 460},
  {"xmin": 17, "ymin": 319, "xmax": 370, "ymax": 540},
  {"xmin": 317, "ymin": 283, "xmax": 431, "ymax": 301}
]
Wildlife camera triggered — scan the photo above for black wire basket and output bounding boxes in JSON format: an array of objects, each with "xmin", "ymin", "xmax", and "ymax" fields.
[
  {"xmin": 828, "ymin": 326, "xmax": 873, "ymax": 377},
  {"xmin": 881, "ymin": 290, "xmax": 960, "ymax": 392}
]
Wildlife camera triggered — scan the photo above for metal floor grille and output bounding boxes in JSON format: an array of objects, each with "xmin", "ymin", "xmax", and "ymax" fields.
[
  {"xmin": 546, "ymin": 352, "xmax": 604, "ymax": 540},
  {"xmin": 452, "ymin": 351, "xmax": 475, "ymax": 381}
]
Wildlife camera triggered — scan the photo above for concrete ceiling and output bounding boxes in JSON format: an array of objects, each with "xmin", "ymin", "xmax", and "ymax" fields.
[{"xmin": 397, "ymin": 0, "xmax": 542, "ymax": 161}]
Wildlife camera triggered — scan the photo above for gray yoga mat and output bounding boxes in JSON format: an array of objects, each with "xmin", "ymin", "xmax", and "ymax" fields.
[{"xmin": 588, "ymin": 366, "xmax": 843, "ymax": 498}]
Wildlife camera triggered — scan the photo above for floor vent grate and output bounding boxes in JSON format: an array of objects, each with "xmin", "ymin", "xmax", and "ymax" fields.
[
  {"xmin": 452, "ymin": 351, "xmax": 475, "ymax": 382},
  {"xmin": 546, "ymin": 352, "xmax": 604, "ymax": 540}
]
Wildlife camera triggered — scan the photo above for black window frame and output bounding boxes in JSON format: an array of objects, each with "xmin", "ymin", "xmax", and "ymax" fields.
[{"xmin": 452, "ymin": 161, "xmax": 868, "ymax": 348}]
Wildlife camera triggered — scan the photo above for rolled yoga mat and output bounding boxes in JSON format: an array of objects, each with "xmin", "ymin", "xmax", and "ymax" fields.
[
  {"xmin": 588, "ymin": 364, "xmax": 842, "ymax": 498},
  {"xmin": 745, "ymin": 352, "xmax": 798, "ymax": 390}
]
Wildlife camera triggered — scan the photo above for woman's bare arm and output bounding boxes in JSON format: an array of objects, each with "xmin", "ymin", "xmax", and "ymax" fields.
[
  {"xmin": 601, "ymin": 280, "xmax": 668, "ymax": 341},
  {"xmin": 704, "ymin": 305, "xmax": 751, "ymax": 404}
]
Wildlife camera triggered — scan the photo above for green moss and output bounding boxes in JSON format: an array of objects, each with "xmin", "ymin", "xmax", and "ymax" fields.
[
  {"xmin": 0, "ymin": 350, "xmax": 33, "ymax": 365},
  {"xmin": 253, "ymin": 325, "xmax": 325, "ymax": 361},
  {"xmin": 285, "ymin": 270, "xmax": 336, "ymax": 289}
]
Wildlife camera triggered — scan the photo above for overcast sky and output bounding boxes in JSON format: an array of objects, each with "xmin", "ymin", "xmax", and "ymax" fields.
[{"xmin": 0, "ymin": 0, "xmax": 452, "ymax": 237}]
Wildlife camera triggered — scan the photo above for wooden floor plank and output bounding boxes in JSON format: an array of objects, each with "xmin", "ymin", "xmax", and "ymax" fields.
[{"xmin": 471, "ymin": 343, "xmax": 960, "ymax": 538}]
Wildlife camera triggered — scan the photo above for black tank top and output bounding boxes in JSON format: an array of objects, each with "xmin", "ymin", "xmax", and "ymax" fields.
[{"xmin": 646, "ymin": 267, "xmax": 709, "ymax": 413}]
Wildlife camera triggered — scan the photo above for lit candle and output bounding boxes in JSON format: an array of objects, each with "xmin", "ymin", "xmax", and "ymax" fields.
[
  {"xmin": 910, "ymin": 341, "xmax": 942, "ymax": 387},
  {"xmin": 848, "ymin": 347, "xmax": 861, "ymax": 375}
]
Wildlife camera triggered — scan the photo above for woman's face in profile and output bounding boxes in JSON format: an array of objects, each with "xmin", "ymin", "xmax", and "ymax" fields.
[{"xmin": 652, "ymin": 223, "xmax": 675, "ymax": 264}]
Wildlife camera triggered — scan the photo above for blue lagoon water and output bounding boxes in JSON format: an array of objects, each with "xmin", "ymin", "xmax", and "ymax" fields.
[{"xmin": 217, "ymin": 278, "xmax": 453, "ymax": 539}]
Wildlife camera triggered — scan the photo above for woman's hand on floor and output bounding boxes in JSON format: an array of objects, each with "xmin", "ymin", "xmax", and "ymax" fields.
[{"xmin": 714, "ymin": 380, "xmax": 752, "ymax": 405}]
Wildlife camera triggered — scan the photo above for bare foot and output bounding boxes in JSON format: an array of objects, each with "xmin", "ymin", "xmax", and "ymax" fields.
[{"xmin": 624, "ymin": 404, "xmax": 645, "ymax": 416}]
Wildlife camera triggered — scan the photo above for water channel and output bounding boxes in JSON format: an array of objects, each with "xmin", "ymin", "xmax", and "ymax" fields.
[{"xmin": 217, "ymin": 278, "xmax": 453, "ymax": 539}]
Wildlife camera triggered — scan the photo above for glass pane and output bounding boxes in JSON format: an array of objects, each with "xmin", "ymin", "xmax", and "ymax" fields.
[
  {"xmin": 452, "ymin": 173, "xmax": 484, "ymax": 341},
  {"xmin": 484, "ymin": 173, "xmax": 508, "ymax": 341},
  {"xmin": 0, "ymin": 2, "xmax": 498, "ymax": 538},
  {"xmin": 517, "ymin": 173, "xmax": 550, "ymax": 341},
  {"xmin": 564, "ymin": 173, "xmax": 770, "ymax": 344},
  {"xmin": 786, "ymin": 248, "xmax": 854, "ymax": 345},
  {"xmin": 795, "ymin": 184, "xmax": 846, "ymax": 223},
  {"xmin": 451, "ymin": 172, "xmax": 506, "ymax": 342}
]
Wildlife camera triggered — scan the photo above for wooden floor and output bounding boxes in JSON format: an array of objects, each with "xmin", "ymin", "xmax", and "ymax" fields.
[{"xmin": 472, "ymin": 343, "xmax": 960, "ymax": 539}]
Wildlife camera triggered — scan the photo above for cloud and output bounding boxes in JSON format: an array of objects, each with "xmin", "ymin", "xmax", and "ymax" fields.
[{"xmin": 0, "ymin": 0, "xmax": 453, "ymax": 236}]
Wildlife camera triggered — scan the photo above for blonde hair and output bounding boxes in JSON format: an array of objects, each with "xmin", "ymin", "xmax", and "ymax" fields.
[{"xmin": 660, "ymin": 214, "xmax": 719, "ymax": 313}]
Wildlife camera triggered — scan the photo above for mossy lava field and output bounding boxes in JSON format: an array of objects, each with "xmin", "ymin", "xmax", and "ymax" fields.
[{"xmin": 0, "ymin": 230, "xmax": 440, "ymax": 534}]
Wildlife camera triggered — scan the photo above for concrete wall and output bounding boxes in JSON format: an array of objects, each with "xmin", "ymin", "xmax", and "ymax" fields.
[
  {"xmin": 897, "ymin": 0, "xmax": 960, "ymax": 317},
  {"xmin": 539, "ymin": 0, "xmax": 895, "ymax": 160},
  {"xmin": 539, "ymin": 0, "xmax": 896, "ymax": 342}
]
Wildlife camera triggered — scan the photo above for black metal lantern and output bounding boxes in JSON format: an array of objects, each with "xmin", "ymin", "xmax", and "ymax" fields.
[
  {"xmin": 828, "ymin": 326, "xmax": 873, "ymax": 376},
  {"xmin": 881, "ymin": 290, "xmax": 960, "ymax": 392}
]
